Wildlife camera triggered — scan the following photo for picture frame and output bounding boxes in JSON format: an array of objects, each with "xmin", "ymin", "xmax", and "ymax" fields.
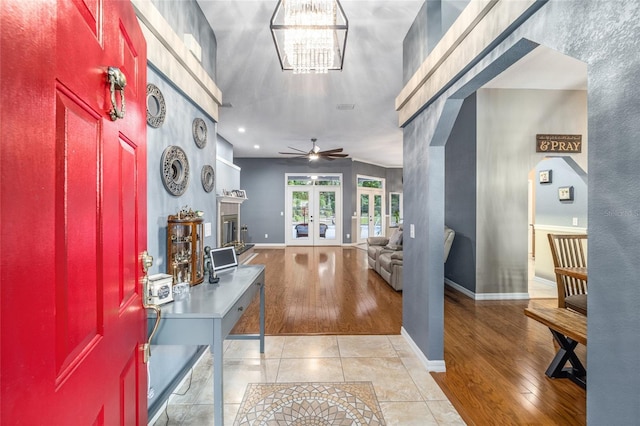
[
  {"xmin": 237, "ymin": 190, "xmax": 246, "ymax": 198},
  {"xmin": 558, "ymin": 186, "xmax": 574, "ymax": 201},
  {"xmin": 539, "ymin": 169, "xmax": 552, "ymax": 184}
]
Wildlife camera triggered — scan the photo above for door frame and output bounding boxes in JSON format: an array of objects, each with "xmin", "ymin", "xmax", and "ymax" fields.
[
  {"xmin": 284, "ymin": 173, "xmax": 343, "ymax": 246},
  {"xmin": 356, "ymin": 175, "xmax": 386, "ymax": 244}
]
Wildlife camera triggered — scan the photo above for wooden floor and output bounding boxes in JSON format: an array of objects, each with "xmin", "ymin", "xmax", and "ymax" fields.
[
  {"xmin": 232, "ymin": 246, "xmax": 586, "ymax": 425},
  {"xmin": 231, "ymin": 246, "xmax": 403, "ymax": 335},
  {"xmin": 434, "ymin": 286, "xmax": 586, "ymax": 425}
]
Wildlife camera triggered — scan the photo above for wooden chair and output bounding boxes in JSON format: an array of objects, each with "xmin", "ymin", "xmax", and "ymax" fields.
[{"xmin": 547, "ymin": 234, "xmax": 588, "ymax": 315}]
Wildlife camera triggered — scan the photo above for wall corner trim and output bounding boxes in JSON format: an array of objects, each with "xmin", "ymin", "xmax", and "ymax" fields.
[{"xmin": 401, "ymin": 327, "xmax": 446, "ymax": 372}]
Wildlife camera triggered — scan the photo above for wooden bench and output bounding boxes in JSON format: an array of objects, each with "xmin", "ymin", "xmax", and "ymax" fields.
[{"xmin": 525, "ymin": 305, "xmax": 587, "ymax": 388}]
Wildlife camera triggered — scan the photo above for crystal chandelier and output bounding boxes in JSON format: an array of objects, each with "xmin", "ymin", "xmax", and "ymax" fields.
[{"xmin": 270, "ymin": 0, "xmax": 348, "ymax": 74}]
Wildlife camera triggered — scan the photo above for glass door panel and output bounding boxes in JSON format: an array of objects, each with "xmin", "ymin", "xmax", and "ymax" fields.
[
  {"xmin": 291, "ymin": 190, "xmax": 310, "ymax": 243},
  {"xmin": 373, "ymin": 194, "xmax": 383, "ymax": 237},
  {"xmin": 359, "ymin": 193, "xmax": 370, "ymax": 240},
  {"xmin": 318, "ymin": 190, "xmax": 336, "ymax": 242}
]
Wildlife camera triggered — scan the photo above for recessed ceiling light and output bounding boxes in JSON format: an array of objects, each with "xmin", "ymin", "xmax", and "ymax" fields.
[
  {"xmin": 238, "ymin": 127, "xmax": 246, "ymax": 133},
  {"xmin": 254, "ymin": 145, "xmax": 260, "ymax": 149}
]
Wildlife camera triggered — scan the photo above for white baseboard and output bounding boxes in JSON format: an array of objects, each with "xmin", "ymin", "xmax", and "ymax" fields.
[
  {"xmin": 475, "ymin": 292, "xmax": 530, "ymax": 300},
  {"xmin": 533, "ymin": 276, "xmax": 556, "ymax": 287},
  {"xmin": 241, "ymin": 253, "xmax": 259, "ymax": 264},
  {"xmin": 444, "ymin": 278, "xmax": 475, "ymax": 299},
  {"xmin": 445, "ymin": 278, "xmax": 530, "ymax": 300},
  {"xmin": 401, "ymin": 327, "xmax": 446, "ymax": 372},
  {"xmin": 252, "ymin": 243, "xmax": 286, "ymax": 248}
]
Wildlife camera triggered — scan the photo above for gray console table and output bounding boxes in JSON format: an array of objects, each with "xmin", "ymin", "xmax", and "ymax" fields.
[{"xmin": 148, "ymin": 264, "xmax": 265, "ymax": 425}]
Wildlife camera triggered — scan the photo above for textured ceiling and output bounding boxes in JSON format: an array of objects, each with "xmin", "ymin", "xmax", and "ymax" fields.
[{"xmin": 197, "ymin": 1, "xmax": 588, "ymax": 168}]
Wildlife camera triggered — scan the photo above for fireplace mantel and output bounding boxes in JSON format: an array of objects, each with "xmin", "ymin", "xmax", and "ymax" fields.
[{"xmin": 216, "ymin": 195, "xmax": 247, "ymax": 204}]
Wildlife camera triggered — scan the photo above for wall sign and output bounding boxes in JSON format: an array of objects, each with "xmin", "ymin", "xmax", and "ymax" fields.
[{"xmin": 536, "ymin": 134, "xmax": 582, "ymax": 153}]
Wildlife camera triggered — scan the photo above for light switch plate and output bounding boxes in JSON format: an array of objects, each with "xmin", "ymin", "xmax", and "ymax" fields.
[
  {"xmin": 410, "ymin": 224, "xmax": 415, "ymax": 238},
  {"xmin": 204, "ymin": 222, "xmax": 212, "ymax": 237}
]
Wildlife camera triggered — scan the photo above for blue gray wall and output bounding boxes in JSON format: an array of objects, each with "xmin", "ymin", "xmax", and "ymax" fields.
[
  {"xmin": 234, "ymin": 158, "xmax": 400, "ymax": 244},
  {"xmin": 143, "ymin": 1, "xmax": 219, "ymax": 416},
  {"xmin": 403, "ymin": 1, "xmax": 470, "ymax": 84},
  {"xmin": 216, "ymin": 135, "xmax": 241, "ymax": 193},
  {"xmin": 150, "ymin": 0, "xmax": 217, "ymax": 79},
  {"xmin": 444, "ymin": 93, "xmax": 476, "ymax": 293},
  {"xmin": 402, "ymin": 1, "xmax": 640, "ymax": 422},
  {"xmin": 535, "ymin": 156, "xmax": 587, "ymax": 227}
]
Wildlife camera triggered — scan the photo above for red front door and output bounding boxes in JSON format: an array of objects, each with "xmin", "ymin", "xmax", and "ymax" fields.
[{"xmin": 1, "ymin": 0, "xmax": 148, "ymax": 424}]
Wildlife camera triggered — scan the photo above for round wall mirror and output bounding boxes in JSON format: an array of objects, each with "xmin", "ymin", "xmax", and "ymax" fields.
[
  {"xmin": 201, "ymin": 165, "xmax": 215, "ymax": 192},
  {"xmin": 146, "ymin": 84, "xmax": 166, "ymax": 128},
  {"xmin": 161, "ymin": 146, "xmax": 190, "ymax": 196},
  {"xmin": 192, "ymin": 118, "xmax": 207, "ymax": 148}
]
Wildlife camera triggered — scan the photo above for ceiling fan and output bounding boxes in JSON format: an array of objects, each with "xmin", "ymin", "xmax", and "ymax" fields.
[{"xmin": 278, "ymin": 138, "xmax": 349, "ymax": 161}]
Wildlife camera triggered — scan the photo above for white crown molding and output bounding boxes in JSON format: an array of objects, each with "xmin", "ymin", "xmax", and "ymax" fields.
[{"xmin": 216, "ymin": 156, "xmax": 241, "ymax": 171}]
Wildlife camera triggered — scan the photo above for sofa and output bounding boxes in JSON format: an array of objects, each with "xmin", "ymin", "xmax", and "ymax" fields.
[{"xmin": 367, "ymin": 225, "xmax": 455, "ymax": 291}]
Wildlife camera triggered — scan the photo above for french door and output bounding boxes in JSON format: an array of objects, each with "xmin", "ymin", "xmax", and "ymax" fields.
[
  {"xmin": 357, "ymin": 180, "xmax": 385, "ymax": 244},
  {"xmin": 286, "ymin": 174, "xmax": 342, "ymax": 246}
]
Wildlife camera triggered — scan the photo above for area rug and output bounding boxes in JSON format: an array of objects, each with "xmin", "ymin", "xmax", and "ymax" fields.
[{"xmin": 234, "ymin": 382, "xmax": 386, "ymax": 426}]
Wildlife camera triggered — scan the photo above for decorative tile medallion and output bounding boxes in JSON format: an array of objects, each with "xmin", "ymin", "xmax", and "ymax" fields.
[{"xmin": 234, "ymin": 382, "xmax": 386, "ymax": 426}]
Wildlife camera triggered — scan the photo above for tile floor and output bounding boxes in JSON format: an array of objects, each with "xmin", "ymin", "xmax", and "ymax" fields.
[{"xmin": 151, "ymin": 335, "xmax": 464, "ymax": 426}]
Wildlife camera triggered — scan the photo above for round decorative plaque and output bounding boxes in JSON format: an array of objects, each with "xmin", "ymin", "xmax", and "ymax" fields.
[
  {"xmin": 146, "ymin": 84, "xmax": 166, "ymax": 128},
  {"xmin": 161, "ymin": 146, "xmax": 190, "ymax": 196},
  {"xmin": 201, "ymin": 165, "xmax": 215, "ymax": 193},
  {"xmin": 192, "ymin": 118, "xmax": 207, "ymax": 148}
]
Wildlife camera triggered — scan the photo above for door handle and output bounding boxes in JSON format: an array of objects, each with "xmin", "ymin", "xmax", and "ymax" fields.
[
  {"xmin": 107, "ymin": 66, "xmax": 126, "ymax": 121},
  {"xmin": 140, "ymin": 251, "xmax": 161, "ymax": 364}
]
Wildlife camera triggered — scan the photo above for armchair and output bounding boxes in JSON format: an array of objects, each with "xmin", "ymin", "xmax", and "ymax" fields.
[
  {"xmin": 367, "ymin": 225, "xmax": 455, "ymax": 291},
  {"xmin": 367, "ymin": 225, "xmax": 403, "ymax": 271}
]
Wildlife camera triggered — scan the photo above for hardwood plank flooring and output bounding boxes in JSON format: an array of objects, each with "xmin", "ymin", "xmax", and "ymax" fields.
[
  {"xmin": 434, "ymin": 286, "xmax": 586, "ymax": 425},
  {"xmin": 231, "ymin": 246, "xmax": 403, "ymax": 335},
  {"xmin": 232, "ymin": 246, "xmax": 586, "ymax": 425}
]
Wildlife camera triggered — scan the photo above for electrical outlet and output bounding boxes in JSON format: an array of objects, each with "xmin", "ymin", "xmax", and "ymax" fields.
[
  {"xmin": 280, "ymin": 211, "xmax": 284, "ymax": 216},
  {"xmin": 264, "ymin": 234, "xmax": 268, "ymax": 239},
  {"xmin": 346, "ymin": 233, "xmax": 350, "ymax": 239},
  {"xmin": 410, "ymin": 224, "xmax": 415, "ymax": 238},
  {"xmin": 572, "ymin": 217, "xmax": 579, "ymax": 226}
]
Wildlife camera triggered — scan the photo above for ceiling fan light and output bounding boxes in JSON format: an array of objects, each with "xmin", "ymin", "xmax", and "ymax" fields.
[{"xmin": 309, "ymin": 153, "xmax": 319, "ymax": 160}]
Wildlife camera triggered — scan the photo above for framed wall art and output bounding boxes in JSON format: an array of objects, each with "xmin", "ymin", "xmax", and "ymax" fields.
[
  {"xmin": 539, "ymin": 169, "xmax": 552, "ymax": 184},
  {"xmin": 558, "ymin": 186, "xmax": 574, "ymax": 201}
]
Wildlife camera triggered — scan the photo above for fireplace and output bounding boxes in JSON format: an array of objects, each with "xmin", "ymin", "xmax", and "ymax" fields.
[{"xmin": 221, "ymin": 214, "xmax": 238, "ymax": 247}]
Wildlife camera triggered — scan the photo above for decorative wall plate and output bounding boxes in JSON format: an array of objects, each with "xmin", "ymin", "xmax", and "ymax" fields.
[
  {"xmin": 201, "ymin": 165, "xmax": 215, "ymax": 193},
  {"xmin": 146, "ymin": 84, "xmax": 166, "ymax": 128},
  {"xmin": 192, "ymin": 118, "xmax": 207, "ymax": 148},
  {"xmin": 161, "ymin": 146, "xmax": 190, "ymax": 196}
]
